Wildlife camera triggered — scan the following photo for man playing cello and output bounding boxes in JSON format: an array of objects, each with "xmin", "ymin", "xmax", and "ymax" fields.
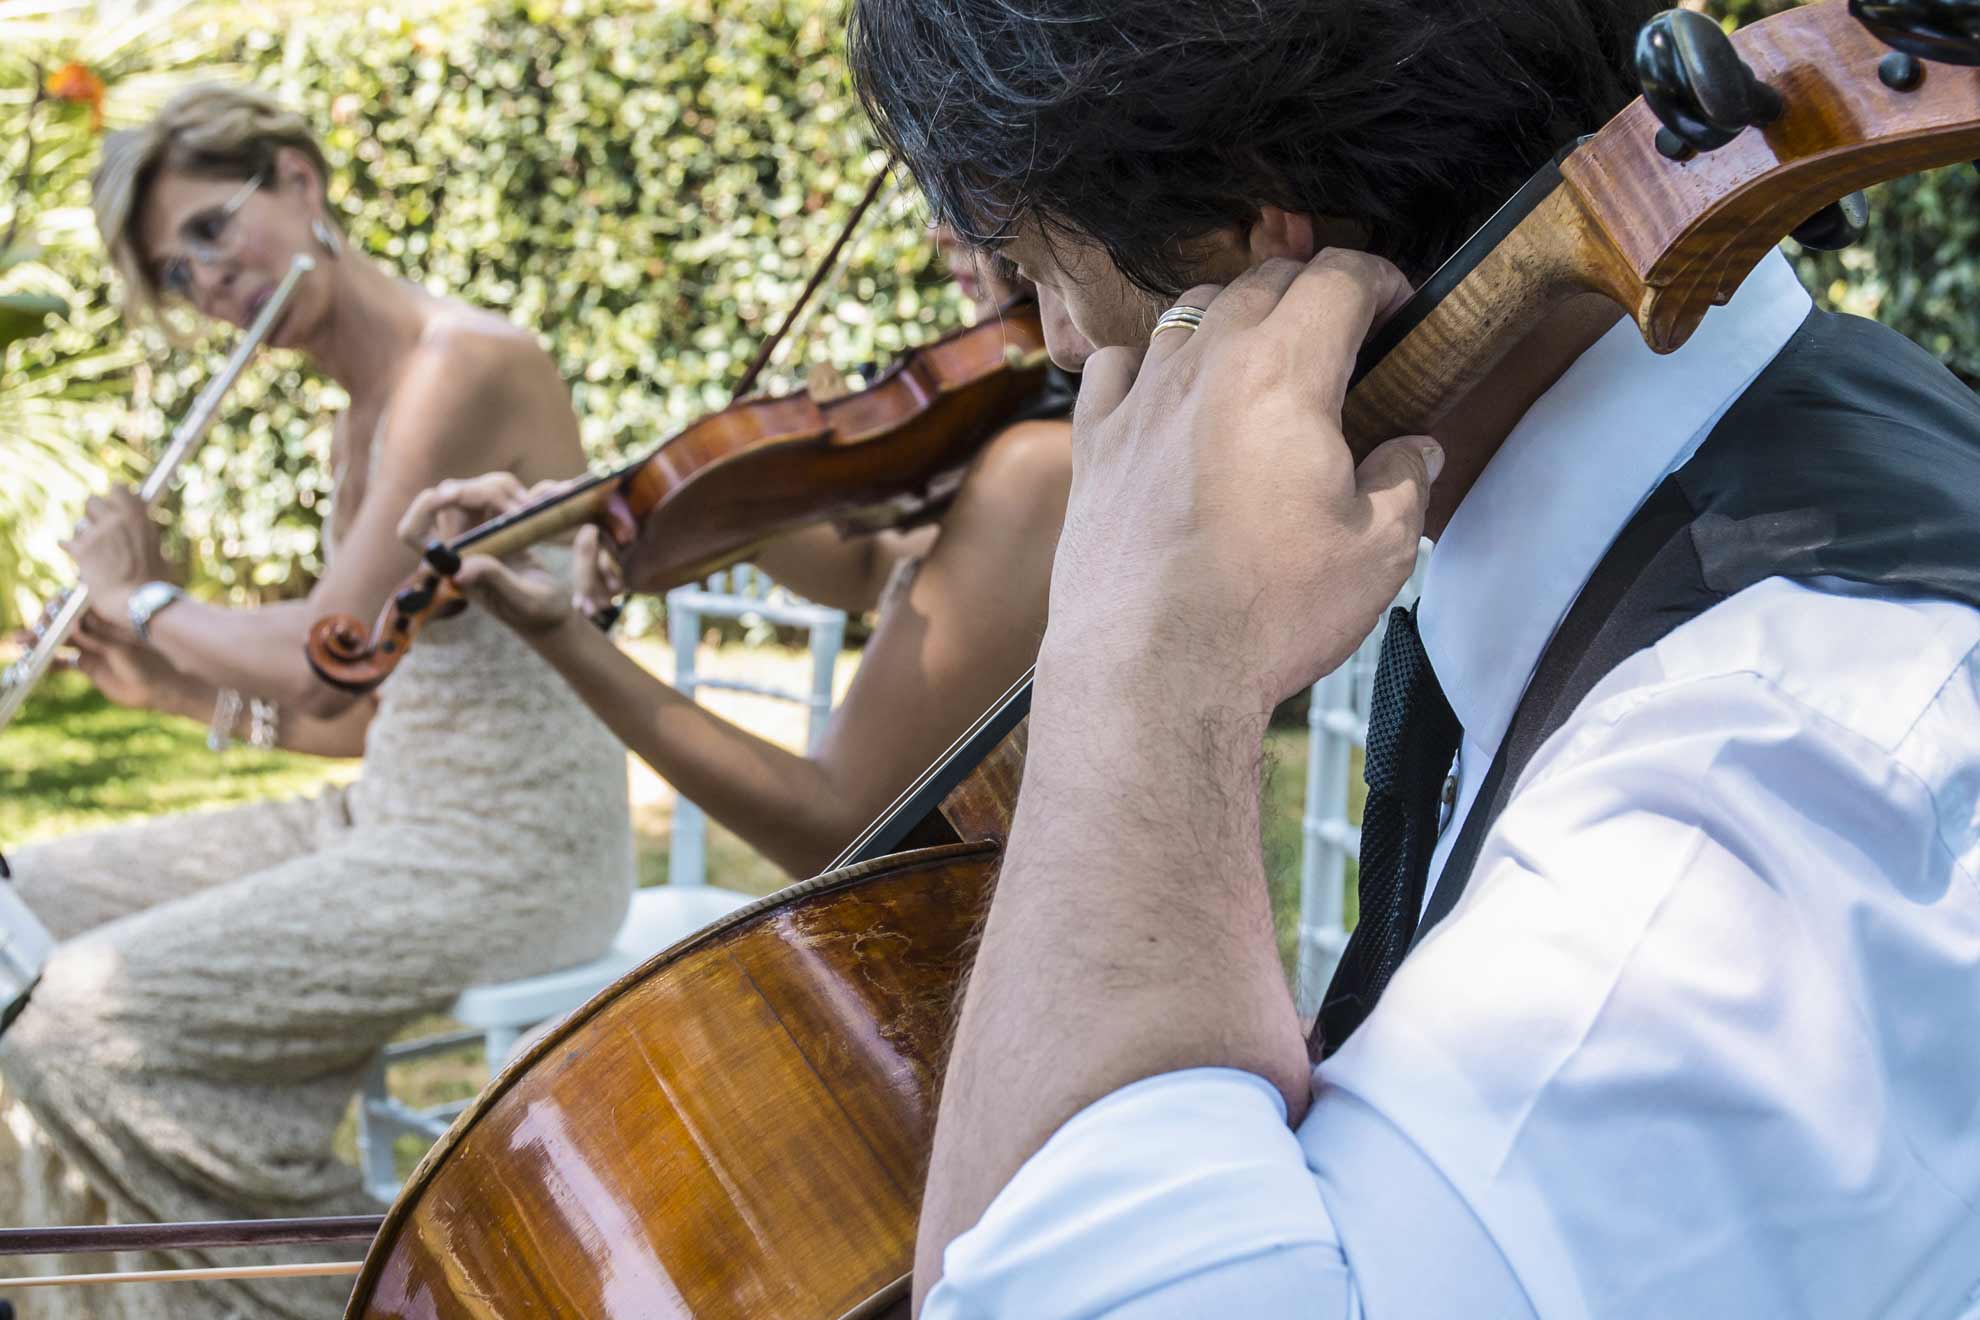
[{"xmin": 846, "ymin": 0, "xmax": 1980, "ymax": 1315}]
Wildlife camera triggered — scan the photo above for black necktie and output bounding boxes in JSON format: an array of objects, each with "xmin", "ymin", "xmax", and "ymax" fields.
[{"xmin": 1314, "ymin": 605, "xmax": 1462, "ymax": 1059}]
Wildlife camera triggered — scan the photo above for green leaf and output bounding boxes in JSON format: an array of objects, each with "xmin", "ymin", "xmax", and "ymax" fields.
[{"xmin": 0, "ymin": 292, "xmax": 68, "ymax": 352}]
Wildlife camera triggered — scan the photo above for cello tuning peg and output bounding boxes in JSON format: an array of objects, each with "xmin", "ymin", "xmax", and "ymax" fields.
[
  {"xmin": 1636, "ymin": 8, "xmax": 1784, "ymax": 157},
  {"xmin": 1849, "ymin": 0, "xmax": 1980, "ymax": 68},
  {"xmin": 1878, "ymin": 50, "xmax": 1928, "ymax": 89},
  {"xmin": 1789, "ymin": 191, "xmax": 1871, "ymax": 251}
]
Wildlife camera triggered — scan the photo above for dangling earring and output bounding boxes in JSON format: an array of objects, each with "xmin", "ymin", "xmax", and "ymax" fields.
[{"xmin": 311, "ymin": 215, "xmax": 343, "ymax": 258}]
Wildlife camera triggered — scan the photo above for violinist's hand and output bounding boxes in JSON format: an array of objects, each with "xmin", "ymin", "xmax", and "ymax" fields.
[
  {"xmin": 569, "ymin": 523, "xmax": 626, "ymax": 621},
  {"xmin": 1041, "ymin": 250, "xmax": 1442, "ymax": 721},
  {"xmin": 396, "ymin": 473, "xmax": 587, "ymax": 637}
]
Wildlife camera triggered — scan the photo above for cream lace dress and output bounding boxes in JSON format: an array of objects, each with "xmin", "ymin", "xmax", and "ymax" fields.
[{"xmin": 0, "ymin": 543, "xmax": 634, "ymax": 1319}]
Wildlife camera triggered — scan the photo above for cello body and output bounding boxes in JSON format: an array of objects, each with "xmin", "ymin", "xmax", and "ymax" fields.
[
  {"xmin": 345, "ymin": 728, "xmax": 1028, "ymax": 1320},
  {"xmin": 350, "ymin": 850, "xmax": 987, "ymax": 1319}
]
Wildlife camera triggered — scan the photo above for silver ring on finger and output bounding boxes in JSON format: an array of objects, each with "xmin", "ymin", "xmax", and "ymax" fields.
[{"xmin": 1150, "ymin": 303, "xmax": 1208, "ymax": 342}]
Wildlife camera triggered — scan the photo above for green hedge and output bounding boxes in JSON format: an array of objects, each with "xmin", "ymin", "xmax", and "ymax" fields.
[{"xmin": 3, "ymin": 0, "xmax": 1974, "ymax": 631}]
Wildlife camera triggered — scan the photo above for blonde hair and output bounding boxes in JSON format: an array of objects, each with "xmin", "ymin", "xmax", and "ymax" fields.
[{"xmin": 92, "ymin": 83, "xmax": 333, "ymax": 328}]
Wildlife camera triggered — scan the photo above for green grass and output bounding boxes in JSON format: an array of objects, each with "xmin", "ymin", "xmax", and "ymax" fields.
[
  {"xmin": 1262, "ymin": 726, "xmax": 1361, "ymax": 983},
  {"xmin": 2, "ymin": 672, "xmax": 356, "ymax": 846},
  {"xmin": 4, "ymin": 672, "xmax": 1355, "ymax": 983}
]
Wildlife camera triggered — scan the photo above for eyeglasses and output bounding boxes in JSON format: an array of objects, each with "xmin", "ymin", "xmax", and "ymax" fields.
[{"xmin": 151, "ymin": 171, "xmax": 264, "ymax": 302}]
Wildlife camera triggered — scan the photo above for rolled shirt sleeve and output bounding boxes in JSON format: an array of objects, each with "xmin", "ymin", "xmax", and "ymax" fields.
[
  {"xmin": 925, "ymin": 1068, "xmax": 1356, "ymax": 1320},
  {"xmin": 927, "ymin": 1067, "xmax": 1532, "ymax": 1319}
]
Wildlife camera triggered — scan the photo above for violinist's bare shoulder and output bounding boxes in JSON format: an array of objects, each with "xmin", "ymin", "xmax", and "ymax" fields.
[{"xmin": 934, "ymin": 417, "xmax": 1077, "ymax": 573}]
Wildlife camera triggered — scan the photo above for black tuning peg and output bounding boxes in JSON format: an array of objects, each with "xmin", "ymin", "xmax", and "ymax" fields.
[
  {"xmin": 1849, "ymin": 0, "xmax": 1980, "ymax": 67},
  {"xmin": 1790, "ymin": 191, "xmax": 1871, "ymax": 251},
  {"xmin": 1636, "ymin": 8, "xmax": 1785, "ymax": 157},
  {"xmin": 422, "ymin": 540, "xmax": 463, "ymax": 576}
]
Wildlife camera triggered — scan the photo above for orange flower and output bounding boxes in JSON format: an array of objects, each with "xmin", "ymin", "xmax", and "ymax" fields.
[{"xmin": 45, "ymin": 62, "xmax": 106, "ymax": 132}]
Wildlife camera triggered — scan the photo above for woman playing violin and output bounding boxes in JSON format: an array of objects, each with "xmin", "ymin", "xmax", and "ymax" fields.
[
  {"xmin": 0, "ymin": 83, "xmax": 634, "ymax": 1318},
  {"xmin": 398, "ymin": 228, "xmax": 1075, "ymax": 879}
]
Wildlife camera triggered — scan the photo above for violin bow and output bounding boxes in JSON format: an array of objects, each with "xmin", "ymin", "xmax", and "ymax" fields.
[
  {"xmin": 0, "ymin": 1213, "xmax": 380, "ymax": 1292},
  {"xmin": 727, "ymin": 166, "xmax": 895, "ymax": 402}
]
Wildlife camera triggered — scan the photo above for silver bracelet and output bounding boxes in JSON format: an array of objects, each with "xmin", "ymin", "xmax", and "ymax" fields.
[
  {"xmin": 247, "ymin": 697, "xmax": 279, "ymax": 750},
  {"xmin": 207, "ymin": 687, "xmax": 243, "ymax": 752}
]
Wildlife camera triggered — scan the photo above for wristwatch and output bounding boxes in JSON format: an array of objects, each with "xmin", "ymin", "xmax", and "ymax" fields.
[{"xmin": 127, "ymin": 580, "xmax": 185, "ymax": 645}]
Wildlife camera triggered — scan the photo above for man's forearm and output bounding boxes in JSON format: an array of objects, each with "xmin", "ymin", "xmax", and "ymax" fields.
[{"xmin": 912, "ymin": 644, "xmax": 1312, "ymax": 1308}]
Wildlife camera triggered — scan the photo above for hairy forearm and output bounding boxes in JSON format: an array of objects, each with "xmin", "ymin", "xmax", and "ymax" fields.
[
  {"xmin": 531, "ymin": 615, "xmax": 863, "ymax": 875},
  {"xmin": 912, "ymin": 644, "xmax": 1312, "ymax": 1309}
]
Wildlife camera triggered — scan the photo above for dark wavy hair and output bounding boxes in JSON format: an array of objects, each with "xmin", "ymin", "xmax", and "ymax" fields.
[{"xmin": 849, "ymin": 0, "xmax": 1661, "ymax": 294}]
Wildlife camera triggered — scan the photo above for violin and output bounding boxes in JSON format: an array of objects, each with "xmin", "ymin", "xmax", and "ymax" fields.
[
  {"xmin": 303, "ymin": 299, "xmax": 1052, "ymax": 694},
  {"xmin": 326, "ymin": 5, "xmax": 1979, "ymax": 1317}
]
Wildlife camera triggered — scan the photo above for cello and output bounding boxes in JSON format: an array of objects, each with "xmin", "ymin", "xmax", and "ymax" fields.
[{"xmin": 329, "ymin": 3, "xmax": 1980, "ymax": 1316}]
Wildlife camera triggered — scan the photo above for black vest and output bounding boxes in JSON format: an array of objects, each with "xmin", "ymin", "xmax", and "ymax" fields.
[{"xmin": 1414, "ymin": 308, "xmax": 1980, "ymax": 942}]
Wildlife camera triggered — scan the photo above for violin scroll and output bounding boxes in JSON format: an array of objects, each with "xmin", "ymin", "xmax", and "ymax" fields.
[
  {"xmin": 304, "ymin": 570, "xmax": 464, "ymax": 695},
  {"xmin": 304, "ymin": 614, "xmax": 390, "ymax": 696}
]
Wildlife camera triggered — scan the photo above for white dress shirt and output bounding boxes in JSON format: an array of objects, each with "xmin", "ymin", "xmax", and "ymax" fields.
[{"xmin": 925, "ymin": 251, "xmax": 1980, "ymax": 1319}]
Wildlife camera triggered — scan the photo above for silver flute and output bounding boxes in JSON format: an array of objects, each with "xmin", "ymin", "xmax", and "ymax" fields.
[{"xmin": 0, "ymin": 253, "xmax": 315, "ymax": 735}]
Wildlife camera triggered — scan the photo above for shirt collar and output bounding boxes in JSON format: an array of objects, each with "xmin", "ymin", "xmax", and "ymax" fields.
[{"xmin": 1417, "ymin": 250, "xmax": 1813, "ymax": 757}]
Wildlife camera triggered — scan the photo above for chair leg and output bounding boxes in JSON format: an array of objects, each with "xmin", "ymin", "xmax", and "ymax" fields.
[
  {"xmin": 355, "ymin": 1052, "xmax": 399, "ymax": 1203},
  {"xmin": 482, "ymin": 1024, "xmax": 520, "ymax": 1067}
]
